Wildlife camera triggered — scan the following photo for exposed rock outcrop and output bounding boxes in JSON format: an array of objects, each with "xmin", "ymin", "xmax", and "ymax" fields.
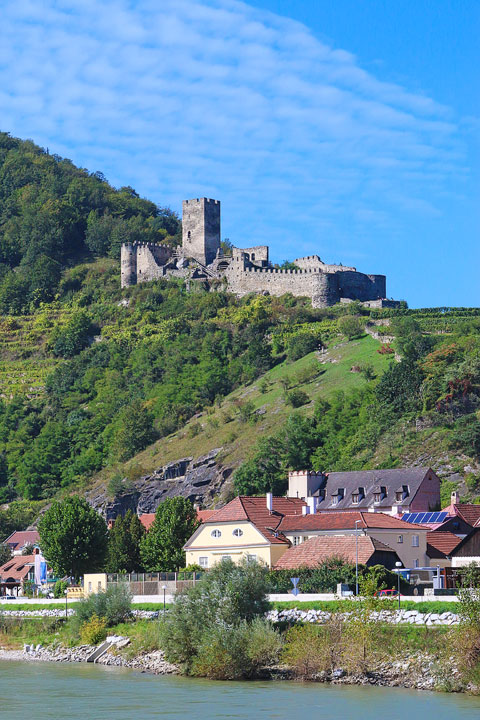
[{"xmin": 87, "ymin": 448, "xmax": 232, "ymax": 519}]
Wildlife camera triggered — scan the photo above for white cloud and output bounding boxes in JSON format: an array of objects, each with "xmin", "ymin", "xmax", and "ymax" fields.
[{"xmin": 0, "ymin": 0, "xmax": 467, "ymax": 267}]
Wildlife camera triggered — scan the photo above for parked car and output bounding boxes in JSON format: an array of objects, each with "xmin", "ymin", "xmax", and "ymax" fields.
[{"xmin": 374, "ymin": 588, "xmax": 399, "ymax": 597}]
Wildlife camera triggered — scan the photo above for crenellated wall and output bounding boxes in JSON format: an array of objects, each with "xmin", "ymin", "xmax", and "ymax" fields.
[{"xmin": 120, "ymin": 243, "xmax": 172, "ymax": 287}]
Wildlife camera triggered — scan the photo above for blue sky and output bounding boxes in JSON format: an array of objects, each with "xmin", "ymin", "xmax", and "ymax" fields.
[{"xmin": 1, "ymin": 0, "xmax": 478, "ymax": 307}]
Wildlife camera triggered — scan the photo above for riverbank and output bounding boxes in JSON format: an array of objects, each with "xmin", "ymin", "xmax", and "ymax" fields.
[{"xmin": 0, "ymin": 639, "xmax": 477, "ymax": 694}]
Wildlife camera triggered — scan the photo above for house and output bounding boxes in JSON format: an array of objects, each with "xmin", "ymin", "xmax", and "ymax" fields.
[
  {"xmin": 184, "ymin": 494, "xmax": 306, "ymax": 569},
  {"xmin": 287, "ymin": 468, "xmax": 440, "ymax": 514},
  {"xmin": 274, "ymin": 535, "xmax": 401, "ymax": 570},
  {"xmin": 277, "ymin": 510, "xmax": 429, "ymax": 568},
  {"xmin": 450, "ymin": 528, "xmax": 480, "ymax": 568},
  {"xmin": 3, "ymin": 530, "xmax": 40, "ymax": 556},
  {"xmin": 426, "ymin": 530, "xmax": 463, "ymax": 568},
  {"xmin": 0, "ymin": 554, "xmax": 36, "ymax": 596}
]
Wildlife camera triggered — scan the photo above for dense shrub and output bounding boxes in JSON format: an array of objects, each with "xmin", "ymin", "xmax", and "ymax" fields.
[
  {"xmin": 75, "ymin": 583, "xmax": 132, "ymax": 628},
  {"xmin": 80, "ymin": 614, "xmax": 108, "ymax": 645},
  {"xmin": 285, "ymin": 389, "xmax": 309, "ymax": 407},
  {"xmin": 287, "ymin": 333, "xmax": 319, "ymax": 361},
  {"xmin": 159, "ymin": 559, "xmax": 277, "ymax": 678}
]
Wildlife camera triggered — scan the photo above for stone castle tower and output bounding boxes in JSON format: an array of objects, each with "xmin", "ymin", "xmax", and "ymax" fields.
[{"xmin": 182, "ymin": 198, "xmax": 220, "ymax": 266}]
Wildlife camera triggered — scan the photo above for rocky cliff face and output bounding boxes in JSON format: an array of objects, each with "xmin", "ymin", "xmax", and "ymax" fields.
[{"xmin": 87, "ymin": 448, "xmax": 232, "ymax": 520}]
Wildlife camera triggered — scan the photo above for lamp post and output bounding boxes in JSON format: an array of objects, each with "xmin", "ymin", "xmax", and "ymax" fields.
[
  {"xmin": 355, "ymin": 519, "xmax": 361, "ymax": 596},
  {"xmin": 395, "ymin": 561, "xmax": 402, "ymax": 611},
  {"xmin": 64, "ymin": 588, "xmax": 68, "ymax": 620},
  {"xmin": 162, "ymin": 585, "xmax": 167, "ymax": 620}
]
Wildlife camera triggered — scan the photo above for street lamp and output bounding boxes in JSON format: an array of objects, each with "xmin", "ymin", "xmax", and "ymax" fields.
[
  {"xmin": 355, "ymin": 519, "xmax": 361, "ymax": 596},
  {"xmin": 64, "ymin": 588, "xmax": 68, "ymax": 619},
  {"xmin": 395, "ymin": 561, "xmax": 402, "ymax": 611},
  {"xmin": 162, "ymin": 585, "xmax": 167, "ymax": 620}
]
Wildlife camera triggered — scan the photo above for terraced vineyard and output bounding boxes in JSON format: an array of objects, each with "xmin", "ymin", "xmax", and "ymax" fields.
[{"xmin": 0, "ymin": 309, "xmax": 73, "ymax": 399}]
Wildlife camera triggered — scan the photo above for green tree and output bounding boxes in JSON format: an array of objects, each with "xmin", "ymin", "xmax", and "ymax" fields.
[
  {"xmin": 106, "ymin": 510, "xmax": 145, "ymax": 572},
  {"xmin": 0, "ymin": 542, "xmax": 12, "ymax": 565},
  {"xmin": 109, "ymin": 400, "xmax": 158, "ymax": 462},
  {"xmin": 337, "ymin": 315, "xmax": 363, "ymax": 340},
  {"xmin": 287, "ymin": 333, "xmax": 319, "ymax": 361},
  {"xmin": 38, "ymin": 496, "xmax": 108, "ymax": 580},
  {"xmin": 140, "ymin": 497, "xmax": 199, "ymax": 571},
  {"xmin": 50, "ymin": 310, "xmax": 94, "ymax": 358}
]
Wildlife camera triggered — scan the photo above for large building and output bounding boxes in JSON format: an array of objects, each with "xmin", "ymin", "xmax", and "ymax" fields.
[
  {"xmin": 121, "ymin": 198, "xmax": 397, "ymax": 308},
  {"xmin": 286, "ymin": 468, "xmax": 441, "ymax": 515}
]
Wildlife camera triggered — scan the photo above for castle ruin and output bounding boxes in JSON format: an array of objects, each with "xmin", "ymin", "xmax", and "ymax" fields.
[{"xmin": 121, "ymin": 198, "xmax": 395, "ymax": 308}]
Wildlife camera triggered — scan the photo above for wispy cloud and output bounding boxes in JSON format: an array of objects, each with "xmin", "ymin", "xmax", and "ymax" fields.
[{"xmin": 0, "ymin": 0, "xmax": 467, "ymax": 269}]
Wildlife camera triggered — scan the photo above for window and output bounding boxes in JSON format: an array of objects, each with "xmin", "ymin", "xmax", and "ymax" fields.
[
  {"xmin": 414, "ymin": 559, "xmax": 419, "ymax": 568},
  {"xmin": 232, "ymin": 528, "xmax": 243, "ymax": 537},
  {"xmin": 211, "ymin": 529, "xmax": 222, "ymax": 538},
  {"xmin": 187, "ymin": 231, "xmax": 191, "ymax": 240},
  {"xmin": 331, "ymin": 496, "xmax": 338, "ymax": 507},
  {"xmin": 88, "ymin": 582, "xmax": 92, "ymax": 593},
  {"xmin": 303, "ymin": 537, "xmax": 309, "ymax": 543},
  {"xmin": 373, "ymin": 493, "xmax": 381, "ymax": 504},
  {"xmin": 97, "ymin": 581, "xmax": 102, "ymax": 591},
  {"xmin": 395, "ymin": 491, "xmax": 403, "ymax": 503},
  {"xmin": 199, "ymin": 557, "xmax": 208, "ymax": 568},
  {"xmin": 412, "ymin": 535, "xmax": 419, "ymax": 547},
  {"xmin": 293, "ymin": 536, "xmax": 301, "ymax": 546},
  {"xmin": 247, "ymin": 554, "xmax": 257, "ymax": 563},
  {"xmin": 397, "ymin": 535, "xmax": 403, "ymax": 544},
  {"xmin": 222, "ymin": 555, "xmax": 231, "ymax": 561},
  {"xmin": 352, "ymin": 493, "xmax": 359, "ymax": 505}
]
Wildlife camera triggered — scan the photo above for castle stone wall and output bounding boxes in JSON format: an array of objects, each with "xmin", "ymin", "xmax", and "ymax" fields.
[
  {"xmin": 121, "ymin": 243, "xmax": 137, "ymax": 288},
  {"xmin": 295, "ymin": 255, "xmax": 356, "ymax": 273},
  {"xmin": 182, "ymin": 198, "xmax": 220, "ymax": 265},
  {"xmin": 337, "ymin": 271, "xmax": 386, "ymax": 302},
  {"xmin": 121, "ymin": 243, "xmax": 171, "ymax": 287}
]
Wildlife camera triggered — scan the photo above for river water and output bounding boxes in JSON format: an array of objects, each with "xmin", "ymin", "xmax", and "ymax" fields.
[{"xmin": 1, "ymin": 661, "xmax": 480, "ymax": 719}]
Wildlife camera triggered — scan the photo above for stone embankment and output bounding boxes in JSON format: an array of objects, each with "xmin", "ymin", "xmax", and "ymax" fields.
[
  {"xmin": 14, "ymin": 642, "xmax": 177, "ymax": 675},
  {"xmin": 267, "ymin": 608, "xmax": 460, "ymax": 626},
  {"xmin": 0, "ymin": 608, "xmax": 159, "ymax": 619}
]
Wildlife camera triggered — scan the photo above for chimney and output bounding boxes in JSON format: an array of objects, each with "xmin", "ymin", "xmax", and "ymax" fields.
[
  {"xmin": 266, "ymin": 492, "xmax": 273, "ymax": 512},
  {"xmin": 451, "ymin": 491, "xmax": 459, "ymax": 505},
  {"xmin": 307, "ymin": 497, "xmax": 317, "ymax": 515}
]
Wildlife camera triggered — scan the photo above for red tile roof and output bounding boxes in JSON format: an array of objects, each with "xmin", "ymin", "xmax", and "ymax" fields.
[
  {"xmin": 454, "ymin": 505, "xmax": 480, "ymax": 526},
  {"xmin": 196, "ymin": 509, "xmax": 217, "ymax": 523},
  {"xmin": 426, "ymin": 531, "xmax": 463, "ymax": 558},
  {"xmin": 0, "ymin": 554, "xmax": 36, "ymax": 583},
  {"xmin": 204, "ymin": 496, "xmax": 306, "ymax": 544},
  {"xmin": 139, "ymin": 514, "xmax": 156, "ymax": 531},
  {"xmin": 274, "ymin": 536, "xmax": 396, "ymax": 569},
  {"xmin": 278, "ymin": 510, "xmax": 425, "ymax": 532},
  {"xmin": 4, "ymin": 530, "xmax": 39, "ymax": 549}
]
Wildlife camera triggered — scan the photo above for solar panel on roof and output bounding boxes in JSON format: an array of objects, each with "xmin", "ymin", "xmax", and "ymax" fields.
[{"xmin": 402, "ymin": 511, "xmax": 448, "ymax": 524}]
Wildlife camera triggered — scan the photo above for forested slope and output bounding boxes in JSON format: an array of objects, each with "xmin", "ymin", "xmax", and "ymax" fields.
[{"xmin": 1, "ymin": 132, "xmax": 480, "ymax": 522}]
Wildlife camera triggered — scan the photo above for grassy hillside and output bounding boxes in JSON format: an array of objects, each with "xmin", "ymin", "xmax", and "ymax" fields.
[{"xmin": 1, "ymin": 132, "xmax": 480, "ymax": 518}]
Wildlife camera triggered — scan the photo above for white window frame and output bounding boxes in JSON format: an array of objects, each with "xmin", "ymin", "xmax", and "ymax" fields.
[
  {"xmin": 293, "ymin": 536, "xmax": 301, "ymax": 546},
  {"xmin": 211, "ymin": 529, "xmax": 222, "ymax": 538},
  {"xmin": 397, "ymin": 535, "xmax": 403, "ymax": 544},
  {"xmin": 199, "ymin": 556, "xmax": 208, "ymax": 568},
  {"xmin": 232, "ymin": 528, "xmax": 243, "ymax": 537},
  {"xmin": 412, "ymin": 535, "xmax": 419, "ymax": 547},
  {"xmin": 221, "ymin": 555, "xmax": 231, "ymax": 561}
]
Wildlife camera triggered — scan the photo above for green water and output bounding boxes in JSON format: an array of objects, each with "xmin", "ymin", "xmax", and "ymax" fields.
[{"xmin": 1, "ymin": 661, "xmax": 480, "ymax": 719}]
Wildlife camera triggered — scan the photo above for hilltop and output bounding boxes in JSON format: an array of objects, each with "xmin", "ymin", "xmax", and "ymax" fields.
[{"xmin": 1, "ymin": 132, "xmax": 480, "ymax": 526}]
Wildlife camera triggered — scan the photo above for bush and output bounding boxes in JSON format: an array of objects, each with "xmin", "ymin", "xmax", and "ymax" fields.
[
  {"xmin": 337, "ymin": 315, "xmax": 363, "ymax": 339},
  {"xmin": 159, "ymin": 558, "xmax": 272, "ymax": 676},
  {"xmin": 285, "ymin": 389, "xmax": 309, "ymax": 407},
  {"xmin": 53, "ymin": 580, "xmax": 68, "ymax": 599},
  {"xmin": 282, "ymin": 620, "xmax": 345, "ymax": 679},
  {"xmin": 190, "ymin": 617, "xmax": 282, "ymax": 680},
  {"xmin": 80, "ymin": 614, "xmax": 108, "ymax": 645},
  {"xmin": 75, "ymin": 583, "xmax": 132, "ymax": 628},
  {"xmin": 287, "ymin": 333, "xmax": 319, "ymax": 362}
]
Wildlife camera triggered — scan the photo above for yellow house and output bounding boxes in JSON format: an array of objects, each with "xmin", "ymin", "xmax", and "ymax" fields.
[{"xmin": 184, "ymin": 495, "xmax": 306, "ymax": 569}]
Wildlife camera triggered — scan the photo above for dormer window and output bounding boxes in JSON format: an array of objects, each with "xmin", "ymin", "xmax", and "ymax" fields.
[
  {"xmin": 331, "ymin": 495, "xmax": 338, "ymax": 507},
  {"xmin": 396, "ymin": 485, "xmax": 409, "ymax": 503},
  {"xmin": 352, "ymin": 487, "xmax": 365, "ymax": 505},
  {"xmin": 352, "ymin": 493, "xmax": 359, "ymax": 505},
  {"xmin": 374, "ymin": 486, "xmax": 387, "ymax": 504},
  {"xmin": 211, "ymin": 529, "xmax": 222, "ymax": 538}
]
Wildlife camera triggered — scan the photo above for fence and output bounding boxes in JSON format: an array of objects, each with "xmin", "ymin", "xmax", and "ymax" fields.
[{"xmin": 106, "ymin": 572, "xmax": 204, "ymax": 595}]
